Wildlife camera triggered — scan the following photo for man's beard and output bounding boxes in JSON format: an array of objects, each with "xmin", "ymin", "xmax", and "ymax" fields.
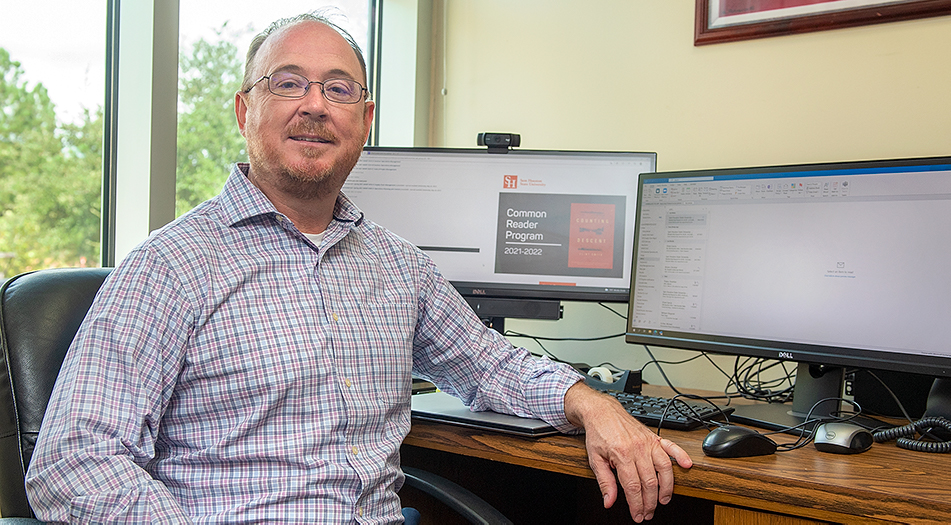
[{"xmin": 246, "ymin": 120, "xmax": 363, "ymax": 201}]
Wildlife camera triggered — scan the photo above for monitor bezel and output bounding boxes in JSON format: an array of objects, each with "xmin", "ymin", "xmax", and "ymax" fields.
[
  {"xmin": 625, "ymin": 155, "xmax": 951, "ymax": 380},
  {"xmin": 357, "ymin": 146, "xmax": 657, "ymax": 305}
]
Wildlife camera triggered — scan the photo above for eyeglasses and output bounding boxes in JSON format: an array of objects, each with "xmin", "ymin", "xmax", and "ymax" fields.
[{"xmin": 245, "ymin": 71, "xmax": 369, "ymax": 104}]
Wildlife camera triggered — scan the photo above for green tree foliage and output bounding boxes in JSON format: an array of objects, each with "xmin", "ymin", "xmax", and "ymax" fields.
[
  {"xmin": 176, "ymin": 34, "xmax": 247, "ymax": 216},
  {"xmin": 0, "ymin": 48, "xmax": 101, "ymax": 279},
  {"xmin": 0, "ymin": 31, "xmax": 249, "ymax": 279}
]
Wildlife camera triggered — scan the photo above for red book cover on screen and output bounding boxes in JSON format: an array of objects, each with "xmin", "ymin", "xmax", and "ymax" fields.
[{"xmin": 568, "ymin": 203, "xmax": 615, "ymax": 269}]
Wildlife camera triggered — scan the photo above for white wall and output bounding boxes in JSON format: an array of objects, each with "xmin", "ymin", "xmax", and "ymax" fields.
[{"xmin": 430, "ymin": 1, "xmax": 951, "ymax": 391}]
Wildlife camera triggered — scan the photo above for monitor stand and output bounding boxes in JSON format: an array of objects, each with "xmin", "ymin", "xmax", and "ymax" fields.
[
  {"xmin": 729, "ymin": 362, "xmax": 883, "ymax": 434},
  {"xmin": 463, "ymin": 297, "xmax": 562, "ymax": 334},
  {"xmin": 924, "ymin": 378, "xmax": 951, "ymax": 439},
  {"xmin": 924, "ymin": 378, "xmax": 951, "ymax": 419},
  {"xmin": 483, "ymin": 316, "xmax": 506, "ymax": 333}
]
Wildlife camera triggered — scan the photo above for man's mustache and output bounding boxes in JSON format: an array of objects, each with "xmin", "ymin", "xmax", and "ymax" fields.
[{"xmin": 288, "ymin": 121, "xmax": 337, "ymax": 143}]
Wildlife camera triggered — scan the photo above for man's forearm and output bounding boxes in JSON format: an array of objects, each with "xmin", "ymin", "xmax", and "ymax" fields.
[{"xmin": 27, "ymin": 455, "xmax": 190, "ymax": 523}]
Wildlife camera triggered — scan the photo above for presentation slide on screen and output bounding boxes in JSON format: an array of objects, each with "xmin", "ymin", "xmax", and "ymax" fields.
[
  {"xmin": 495, "ymin": 193, "xmax": 625, "ymax": 278},
  {"xmin": 344, "ymin": 150, "xmax": 650, "ymax": 291}
]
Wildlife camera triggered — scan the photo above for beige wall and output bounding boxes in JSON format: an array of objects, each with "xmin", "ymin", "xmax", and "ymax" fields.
[
  {"xmin": 430, "ymin": 1, "xmax": 951, "ymax": 390},
  {"xmin": 432, "ymin": 2, "xmax": 950, "ymax": 167}
]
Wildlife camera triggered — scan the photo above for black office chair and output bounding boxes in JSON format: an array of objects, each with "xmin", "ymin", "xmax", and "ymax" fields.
[
  {"xmin": 0, "ymin": 267, "xmax": 111, "ymax": 519},
  {"xmin": 0, "ymin": 267, "xmax": 510, "ymax": 524}
]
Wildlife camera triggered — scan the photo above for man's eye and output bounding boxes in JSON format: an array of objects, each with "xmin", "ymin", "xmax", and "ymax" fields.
[
  {"xmin": 270, "ymin": 74, "xmax": 307, "ymax": 91},
  {"xmin": 325, "ymin": 81, "xmax": 355, "ymax": 96}
]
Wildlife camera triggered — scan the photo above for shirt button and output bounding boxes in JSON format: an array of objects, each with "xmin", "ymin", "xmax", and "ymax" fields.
[
  {"xmin": 352, "ymin": 445, "xmax": 359, "ymax": 455},
  {"xmin": 344, "ymin": 378, "xmax": 352, "ymax": 388},
  {"xmin": 332, "ymin": 312, "xmax": 339, "ymax": 322},
  {"xmin": 357, "ymin": 506, "xmax": 364, "ymax": 517}
]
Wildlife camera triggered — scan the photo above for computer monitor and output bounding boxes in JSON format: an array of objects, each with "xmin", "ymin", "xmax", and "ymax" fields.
[
  {"xmin": 626, "ymin": 156, "xmax": 951, "ymax": 431},
  {"xmin": 344, "ymin": 147, "xmax": 657, "ymax": 330}
]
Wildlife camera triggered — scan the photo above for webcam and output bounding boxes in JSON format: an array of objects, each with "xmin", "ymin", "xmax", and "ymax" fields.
[{"xmin": 478, "ymin": 132, "xmax": 520, "ymax": 153}]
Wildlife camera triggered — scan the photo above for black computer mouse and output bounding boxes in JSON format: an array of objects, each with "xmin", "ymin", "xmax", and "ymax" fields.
[
  {"xmin": 813, "ymin": 422, "xmax": 873, "ymax": 454},
  {"xmin": 702, "ymin": 424, "xmax": 778, "ymax": 458}
]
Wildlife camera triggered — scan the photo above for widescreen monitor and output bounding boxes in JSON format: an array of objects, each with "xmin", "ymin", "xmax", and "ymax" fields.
[
  {"xmin": 626, "ymin": 156, "xmax": 951, "ymax": 430},
  {"xmin": 344, "ymin": 147, "xmax": 656, "ymax": 328}
]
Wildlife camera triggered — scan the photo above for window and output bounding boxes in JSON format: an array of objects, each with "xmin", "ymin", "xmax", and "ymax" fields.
[
  {"xmin": 1, "ymin": 1, "xmax": 397, "ymax": 275},
  {"xmin": 0, "ymin": 0, "xmax": 106, "ymax": 279}
]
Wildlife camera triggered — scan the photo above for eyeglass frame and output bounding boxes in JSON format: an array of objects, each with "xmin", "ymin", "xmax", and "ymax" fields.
[{"xmin": 244, "ymin": 73, "xmax": 371, "ymax": 104}]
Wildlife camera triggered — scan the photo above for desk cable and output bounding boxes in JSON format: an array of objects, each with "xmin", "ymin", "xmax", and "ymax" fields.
[{"xmin": 873, "ymin": 417, "xmax": 951, "ymax": 453}]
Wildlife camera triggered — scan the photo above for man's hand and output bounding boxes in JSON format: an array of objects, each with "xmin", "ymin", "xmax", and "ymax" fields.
[{"xmin": 564, "ymin": 382, "xmax": 693, "ymax": 522}]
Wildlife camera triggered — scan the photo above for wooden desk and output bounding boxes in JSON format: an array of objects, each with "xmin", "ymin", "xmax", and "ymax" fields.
[{"xmin": 401, "ymin": 387, "xmax": 951, "ymax": 524}]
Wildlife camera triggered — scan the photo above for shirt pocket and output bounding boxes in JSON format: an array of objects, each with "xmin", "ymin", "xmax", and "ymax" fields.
[{"xmin": 337, "ymin": 302, "xmax": 416, "ymax": 410}]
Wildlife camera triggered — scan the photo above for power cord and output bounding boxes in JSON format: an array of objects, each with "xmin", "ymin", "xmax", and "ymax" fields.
[
  {"xmin": 770, "ymin": 397, "xmax": 868, "ymax": 452},
  {"xmin": 727, "ymin": 357, "xmax": 796, "ymax": 403},
  {"xmin": 655, "ymin": 394, "xmax": 734, "ymax": 436},
  {"xmin": 856, "ymin": 369, "xmax": 917, "ymax": 424},
  {"xmin": 503, "ymin": 304, "xmax": 951, "ymax": 454},
  {"xmin": 503, "ymin": 329, "xmax": 624, "ymax": 364},
  {"xmin": 873, "ymin": 417, "xmax": 951, "ymax": 453},
  {"xmin": 698, "ymin": 397, "xmax": 870, "ymax": 452}
]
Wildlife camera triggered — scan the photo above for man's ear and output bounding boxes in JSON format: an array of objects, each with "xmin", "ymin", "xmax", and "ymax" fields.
[
  {"xmin": 362, "ymin": 100, "xmax": 375, "ymax": 143},
  {"xmin": 235, "ymin": 91, "xmax": 248, "ymax": 137}
]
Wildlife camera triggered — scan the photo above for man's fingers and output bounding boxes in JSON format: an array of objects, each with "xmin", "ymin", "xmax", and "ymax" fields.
[
  {"xmin": 661, "ymin": 437, "xmax": 694, "ymax": 468},
  {"xmin": 614, "ymin": 438, "xmax": 678, "ymax": 521},
  {"xmin": 569, "ymin": 387, "xmax": 693, "ymax": 523},
  {"xmin": 589, "ymin": 455, "xmax": 619, "ymax": 509},
  {"xmin": 653, "ymin": 442, "xmax": 676, "ymax": 505},
  {"xmin": 622, "ymin": 454, "xmax": 659, "ymax": 522}
]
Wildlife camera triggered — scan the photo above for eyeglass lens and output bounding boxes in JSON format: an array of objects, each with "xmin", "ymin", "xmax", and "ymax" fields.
[{"xmin": 267, "ymin": 72, "xmax": 363, "ymax": 103}]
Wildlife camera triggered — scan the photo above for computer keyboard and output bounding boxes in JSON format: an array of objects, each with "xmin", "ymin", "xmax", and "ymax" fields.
[{"xmin": 607, "ymin": 391, "xmax": 734, "ymax": 431}]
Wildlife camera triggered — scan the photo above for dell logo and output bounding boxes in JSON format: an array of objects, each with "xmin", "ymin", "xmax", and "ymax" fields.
[
  {"xmin": 472, "ymin": 289, "xmax": 487, "ymax": 295},
  {"xmin": 778, "ymin": 351, "xmax": 794, "ymax": 360}
]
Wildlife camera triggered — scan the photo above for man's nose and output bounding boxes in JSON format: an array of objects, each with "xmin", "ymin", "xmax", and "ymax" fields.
[{"xmin": 298, "ymin": 84, "xmax": 330, "ymax": 117}]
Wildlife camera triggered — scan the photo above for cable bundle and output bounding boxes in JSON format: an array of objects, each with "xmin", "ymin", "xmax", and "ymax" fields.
[{"xmin": 873, "ymin": 416, "xmax": 951, "ymax": 453}]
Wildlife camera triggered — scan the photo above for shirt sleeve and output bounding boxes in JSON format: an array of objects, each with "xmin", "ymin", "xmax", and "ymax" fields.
[
  {"xmin": 410, "ymin": 259, "xmax": 584, "ymax": 433},
  {"xmin": 24, "ymin": 247, "xmax": 193, "ymax": 523}
]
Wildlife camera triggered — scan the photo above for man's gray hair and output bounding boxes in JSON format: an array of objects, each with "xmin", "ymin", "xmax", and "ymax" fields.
[{"xmin": 241, "ymin": 11, "xmax": 369, "ymax": 93}]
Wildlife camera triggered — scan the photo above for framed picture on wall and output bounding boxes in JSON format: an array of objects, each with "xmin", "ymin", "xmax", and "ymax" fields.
[{"xmin": 695, "ymin": 0, "xmax": 951, "ymax": 45}]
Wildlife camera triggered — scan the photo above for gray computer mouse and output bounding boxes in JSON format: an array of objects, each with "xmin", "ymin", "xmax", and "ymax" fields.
[
  {"xmin": 813, "ymin": 422, "xmax": 873, "ymax": 454},
  {"xmin": 702, "ymin": 424, "xmax": 778, "ymax": 458}
]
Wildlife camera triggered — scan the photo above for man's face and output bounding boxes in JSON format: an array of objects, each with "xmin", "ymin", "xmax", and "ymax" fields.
[{"xmin": 235, "ymin": 21, "xmax": 375, "ymax": 200}]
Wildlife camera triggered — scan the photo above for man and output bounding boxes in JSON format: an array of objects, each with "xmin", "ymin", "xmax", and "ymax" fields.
[{"xmin": 26, "ymin": 13, "xmax": 691, "ymax": 523}]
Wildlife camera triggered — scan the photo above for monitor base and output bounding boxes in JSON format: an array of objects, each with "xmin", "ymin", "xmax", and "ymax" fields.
[
  {"xmin": 730, "ymin": 401, "xmax": 889, "ymax": 435},
  {"xmin": 729, "ymin": 362, "xmax": 891, "ymax": 435}
]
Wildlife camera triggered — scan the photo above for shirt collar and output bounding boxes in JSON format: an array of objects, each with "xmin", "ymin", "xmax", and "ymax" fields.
[
  {"xmin": 219, "ymin": 163, "xmax": 365, "ymax": 229},
  {"xmin": 332, "ymin": 190, "xmax": 364, "ymax": 226}
]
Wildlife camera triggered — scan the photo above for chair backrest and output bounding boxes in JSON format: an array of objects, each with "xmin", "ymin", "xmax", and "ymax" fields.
[{"xmin": 0, "ymin": 267, "xmax": 112, "ymax": 518}]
